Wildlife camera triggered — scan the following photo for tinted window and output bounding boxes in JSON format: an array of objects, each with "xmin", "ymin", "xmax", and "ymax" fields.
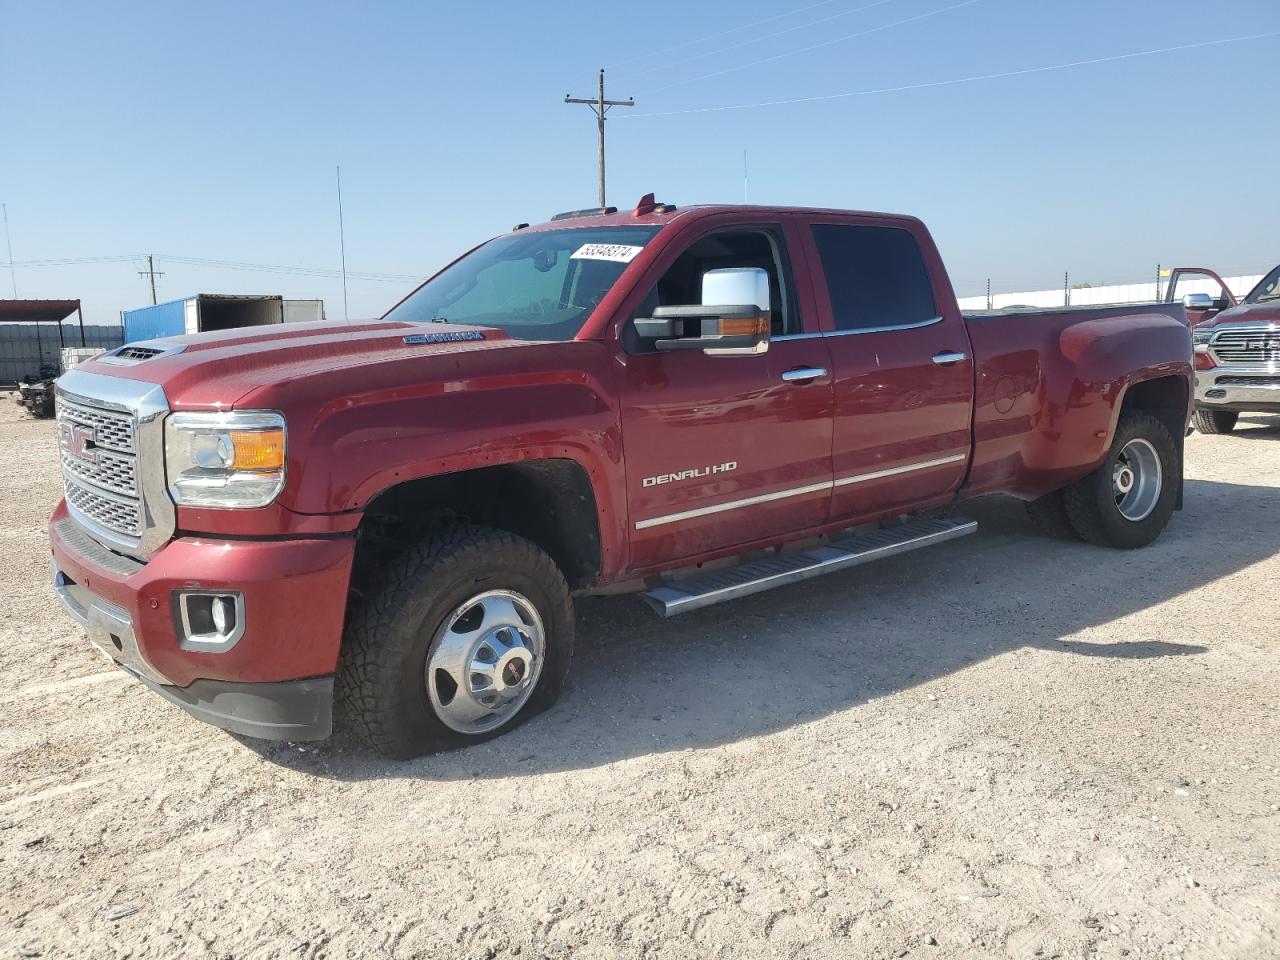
[
  {"xmin": 629, "ymin": 227, "xmax": 799, "ymax": 350},
  {"xmin": 1245, "ymin": 265, "xmax": 1280, "ymax": 304},
  {"xmin": 811, "ymin": 224, "xmax": 936, "ymax": 331},
  {"xmin": 385, "ymin": 226, "xmax": 660, "ymax": 341}
]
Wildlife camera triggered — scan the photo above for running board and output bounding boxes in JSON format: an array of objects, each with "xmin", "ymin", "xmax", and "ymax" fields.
[{"xmin": 642, "ymin": 517, "xmax": 977, "ymax": 617}]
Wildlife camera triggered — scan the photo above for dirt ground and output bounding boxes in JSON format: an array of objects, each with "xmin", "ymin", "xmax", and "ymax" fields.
[{"xmin": 1, "ymin": 398, "xmax": 1277, "ymax": 960}]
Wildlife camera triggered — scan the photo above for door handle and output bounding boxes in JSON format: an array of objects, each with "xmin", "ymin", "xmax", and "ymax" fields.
[
  {"xmin": 931, "ymin": 351, "xmax": 967, "ymax": 366},
  {"xmin": 781, "ymin": 367, "xmax": 828, "ymax": 383}
]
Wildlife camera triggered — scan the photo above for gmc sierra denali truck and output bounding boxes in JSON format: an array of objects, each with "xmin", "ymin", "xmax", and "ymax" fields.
[
  {"xmin": 1189, "ymin": 262, "xmax": 1280, "ymax": 434},
  {"xmin": 49, "ymin": 196, "xmax": 1194, "ymax": 758}
]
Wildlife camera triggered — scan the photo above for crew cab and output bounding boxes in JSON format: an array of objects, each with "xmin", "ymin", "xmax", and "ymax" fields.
[
  {"xmin": 1189, "ymin": 263, "xmax": 1280, "ymax": 434},
  {"xmin": 48, "ymin": 197, "xmax": 1195, "ymax": 758}
]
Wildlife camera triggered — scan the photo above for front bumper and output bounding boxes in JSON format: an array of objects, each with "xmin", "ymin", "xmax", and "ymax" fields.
[
  {"xmin": 49, "ymin": 501, "xmax": 355, "ymax": 741},
  {"xmin": 1195, "ymin": 369, "xmax": 1280, "ymax": 412}
]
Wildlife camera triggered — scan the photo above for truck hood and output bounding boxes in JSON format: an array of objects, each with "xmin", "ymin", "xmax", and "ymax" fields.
[
  {"xmin": 76, "ymin": 319, "xmax": 527, "ymax": 409},
  {"xmin": 1209, "ymin": 301, "xmax": 1280, "ymax": 328}
]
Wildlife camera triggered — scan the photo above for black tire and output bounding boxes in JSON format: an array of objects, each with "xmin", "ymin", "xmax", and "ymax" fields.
[
  {"xmin": 1024, "ymin": 490, "xmax": 1081, "ymax": 541},
  {"xmin": 1062, "ymin": 411, "xmax": 1179, "ymax": 549},
  {"xmin": 338, "ymin": 525, "xmax": 573, "ymax": 759},
  {"xmin": 1191, "ymin": 408, "xmax": 1237, "ymax": 435}
]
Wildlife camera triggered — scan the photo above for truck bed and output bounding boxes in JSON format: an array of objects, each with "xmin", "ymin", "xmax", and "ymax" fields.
[{"xmin": 961, "ymin": 300, "xmax": 1192, "ymax": 500}]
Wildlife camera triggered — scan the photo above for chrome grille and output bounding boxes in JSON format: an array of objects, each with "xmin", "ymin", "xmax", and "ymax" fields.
[
  {"xmin": 56, "ymin": 397, "xmax": 143, "ymax": 538},
  {"xmin": 60, "ymin": 447, "xmax": 137, "ymax": 496},
  {"xmin": 57, "ymin": 398, "xmax": 136, "ymax": 453},
  {"xmin": 64, "ymin": 480, "xmax": 144, "ymax": 537},
  {"xmin": 55, "ymin": 369, "xmax": 174, "ymax": 558},
  {"xmin": 1210, "ymin": 327, "xmax": 1280, "ymax": 370}
]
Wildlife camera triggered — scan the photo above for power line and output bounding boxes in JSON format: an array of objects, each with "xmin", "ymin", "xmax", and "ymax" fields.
[
  {"xmin": 606, "ymin": 0, "xmax": 843, "ymax": 71},
  {"xmin": 639, "ymin": 0, "xmax": 982, "ymax": 96},
  {"xmin": 619, "ymin": 0, "xmax": 903, "ymax": 84},
  {"xmin": 156, "ymin": 255, "xmax": 419, "ymax": 283},
  {"xmin": 564, "ymin": 70, "xmax": 635, "ymax": 208},
  {"xmin": 0, "ymin": 255, "xmax": 142, "ymax": 266},
  {"xmin": 0, "ymin": 252, "xmax": 420, "ymax": 283},
  {"xmin": 627, "ymin": 30, "xmax": 1280, "ymax": 117}
]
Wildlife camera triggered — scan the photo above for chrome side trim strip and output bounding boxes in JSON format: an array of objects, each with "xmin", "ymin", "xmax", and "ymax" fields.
[
  {"xmin": 825, "ymin": 315, "xmax": 944, "ymax": 337},
  {"xmin": 834, "ymin": 453, "xmax": 967, "ymax": 487},
  {"xmin": 634, "ymin": 453, "xmax": 968, "ymax": 529},
  {"xmin": 635, "ymin": 481, "xmax": 832, "ymax": 530},
  {"xmin": 774, "ymin": 316, "xmax": 943, "ymax": 341}
]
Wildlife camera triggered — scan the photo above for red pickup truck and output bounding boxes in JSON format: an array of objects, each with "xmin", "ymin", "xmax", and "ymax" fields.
[{"xmin": 49, "ymin": 197, "xmax": 1194, "ymax": 758}]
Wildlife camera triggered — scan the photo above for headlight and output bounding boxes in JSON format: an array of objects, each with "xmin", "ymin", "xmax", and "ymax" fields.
[
  {"xmin": 165, "ymin": 411, "xmax": 286, "ymax": 508},
  {"xmin": 1192, "ymin": 327, "xmax": 1214, "ymax": 354}
]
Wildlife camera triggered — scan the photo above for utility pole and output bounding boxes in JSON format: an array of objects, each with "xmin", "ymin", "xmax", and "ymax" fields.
[
  {"xmin": 2, "ymin": 203, "xmax": 15, "ymax": 297},
  {"xmin": 138, "ymin": 255, "xmax": 164, "ymax": 304},
  {"xmin": 564, "ymin": 70, "xmax": 634, "ymax": 208}
]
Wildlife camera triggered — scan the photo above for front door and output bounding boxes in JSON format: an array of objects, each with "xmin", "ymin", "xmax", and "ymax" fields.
[
  {"xmin": 802, "ymin": 218, "xmax": 974, "ymax": 521},
  {"xmin": 1165, "ymin": 267, "xmax": 1237, "ymax": 326},
  {"xmin": 615, "ymin": 222, "xmax": 835, "ymax": 572}
]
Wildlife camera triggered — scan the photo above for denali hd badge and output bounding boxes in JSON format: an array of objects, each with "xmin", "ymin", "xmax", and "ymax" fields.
[
  {"xmin": 404, "ymin": 331, "xmax": 487, "ymax": 345},
  {"xmin": 643, "ymin": 462, "xmax": 737, "ymax": 488}
]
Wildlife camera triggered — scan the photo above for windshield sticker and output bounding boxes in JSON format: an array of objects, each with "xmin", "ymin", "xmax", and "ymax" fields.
[
  {"xmin": 404, "ymin": 331, "xmax": 486, "ymax": 345},
  {"xmin": 570, "ymin": 243, "xmax": 644, "ymax": 264}
]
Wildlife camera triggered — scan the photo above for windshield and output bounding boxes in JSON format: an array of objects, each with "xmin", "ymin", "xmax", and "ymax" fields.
[
  {"xmin": 1245, "ymin": 265, "xmax": 1280, "ymax": 304},
  {"xmin": 385, "ymin": 226, "xmax": 661, "ymax": 340}
]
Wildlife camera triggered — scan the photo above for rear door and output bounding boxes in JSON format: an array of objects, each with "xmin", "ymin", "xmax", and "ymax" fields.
[
  {"xmin": 800, "ymin": 217, "xmax": 974, "ymax": 521},
  {"xmin": 614, "ymin": 218, "xmax": 835, "ymax": 572}
]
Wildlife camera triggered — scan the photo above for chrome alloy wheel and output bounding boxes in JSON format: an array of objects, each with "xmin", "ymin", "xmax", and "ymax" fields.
[
  {"xmin": 424, "ymin": 590, "xmax": 545, "ymax": 734},
  {"xmin": 1112, "ymin": 437, "xmax": 1162, "ymax": 522}
]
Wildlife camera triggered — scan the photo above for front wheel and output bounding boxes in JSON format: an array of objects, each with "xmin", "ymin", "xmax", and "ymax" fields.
[
  {"xmin": 338, "ymin": 526, "xmax": 573, "ymax": 759},
  {"xmin": 1191, "ymin": 408, "xmax": 1237, "ymax": 435},
  {"xmin": 1062, "ymin": 412, "xmax": 1179, "ymax": 549}
]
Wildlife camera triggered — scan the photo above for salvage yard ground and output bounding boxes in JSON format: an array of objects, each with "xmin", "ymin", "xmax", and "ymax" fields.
[{"xmin": 1, "ymin": 400, "xmax": 1277, "ymax": 960}]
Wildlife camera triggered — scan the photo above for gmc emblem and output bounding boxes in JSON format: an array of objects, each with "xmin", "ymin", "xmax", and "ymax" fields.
[{"xmin": 59, "ymin": 422, "xmax": 98, "ymax": 463}]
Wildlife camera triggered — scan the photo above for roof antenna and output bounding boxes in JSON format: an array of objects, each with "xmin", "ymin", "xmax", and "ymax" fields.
[
  {"xmin": 336, "ymin": 165, "xmax": 349, "ymax": 322},
  {"xmin": 2, "ymin": 203, "xmax": 16, "ymax": 297}
]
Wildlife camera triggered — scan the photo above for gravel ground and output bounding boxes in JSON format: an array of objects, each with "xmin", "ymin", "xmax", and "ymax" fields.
[{"xmin": 1, "ymin": 398, "xmax": 1277, "ymax": 960}]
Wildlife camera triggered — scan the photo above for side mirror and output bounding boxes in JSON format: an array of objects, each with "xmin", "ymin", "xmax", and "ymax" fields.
[
  {"xmin": 1182, "ymin": 293, "xmax": 1214, "ymax": 312},
  {"xmin": 632, "ymin": 267, "xmax": 771, "ymax": 356}
]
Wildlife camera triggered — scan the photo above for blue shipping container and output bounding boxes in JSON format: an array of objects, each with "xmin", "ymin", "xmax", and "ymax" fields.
[{"xmin": 122, "ymin": 298, "xmax": 188, "ymax": 344}]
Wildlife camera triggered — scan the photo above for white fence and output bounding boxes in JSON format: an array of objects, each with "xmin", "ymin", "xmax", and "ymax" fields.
[{"xmin": 957, "ymin": 274, "xmax": 1264, "ymax": 312}]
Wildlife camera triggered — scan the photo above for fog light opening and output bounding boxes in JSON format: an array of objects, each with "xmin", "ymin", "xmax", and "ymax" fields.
[{"xmin": 177, "ymin": 591, "xmax": 245, "ymax": 651}]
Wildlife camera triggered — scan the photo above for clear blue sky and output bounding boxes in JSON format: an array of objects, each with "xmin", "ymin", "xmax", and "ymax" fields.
[{"xmin": 2, "ymin": 0, "xmax": 1276, "ymax": 324}]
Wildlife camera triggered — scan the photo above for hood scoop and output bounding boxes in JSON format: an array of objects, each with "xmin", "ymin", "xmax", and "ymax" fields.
[{"xmin": 98, "ymin": 341, "xmax": 189, "ymax": 365}]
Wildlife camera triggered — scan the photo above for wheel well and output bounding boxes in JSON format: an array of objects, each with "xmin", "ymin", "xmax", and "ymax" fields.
[
  {"xmin": 350, "ymin": 460, "xmax": 602, "ymax": 595},
  {"xmin": 1120, "ymin": 375, "xmax": 1188, "ymax": 440}
]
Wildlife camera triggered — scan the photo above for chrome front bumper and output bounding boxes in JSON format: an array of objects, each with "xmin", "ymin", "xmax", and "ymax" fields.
[
  {"xmin": 1195, "ymin": 370, "xmax": 1280, "ymax": 408},
  {"xmin": 51, "ymin": 561, "xmax": 171, "ymax": 685}
]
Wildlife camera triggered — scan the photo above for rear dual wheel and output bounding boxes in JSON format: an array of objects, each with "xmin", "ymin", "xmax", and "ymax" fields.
[{"xmin": 1061, "ymin": 411, "xmax": 1179, "ymax": 549}]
